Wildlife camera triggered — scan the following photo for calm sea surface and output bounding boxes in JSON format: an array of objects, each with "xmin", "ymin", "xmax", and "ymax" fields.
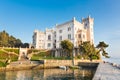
[
  {"xmin": 103, "ymin": 57, "xmax": 120, "ymax": 65},
  {"xmin": 0, "ymin": 68, "xmax": 96, "ymax": 80}
]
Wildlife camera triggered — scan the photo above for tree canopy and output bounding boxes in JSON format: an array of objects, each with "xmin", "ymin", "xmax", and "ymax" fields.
[
  {"xmin": 0, "ymin": 30, "xmax": 29, "ymax": 48},
  {"xmin": 79, "ymin": 41, "xmax": 100, "ymax": 60},
  {"xmin": 60, "ymin": 40, "xmax": 73, "ymax": 57},
  {"xmin": 96, "ymin": 41, "xmax": 110, "ymax": 58}
]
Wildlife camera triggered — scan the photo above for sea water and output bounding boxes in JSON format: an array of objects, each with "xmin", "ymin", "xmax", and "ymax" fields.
[
  {"xmin": 0, "ymin": 68, "xmax": 96, "ymax": 80},
  {"xmin": 103, "ymin": 57, "xmax": 120, "ymax": 65}
]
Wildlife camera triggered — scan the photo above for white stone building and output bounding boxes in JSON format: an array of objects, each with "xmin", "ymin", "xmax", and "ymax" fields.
[{"xmin": 32, "ymin": 16, "xmax": 94, "ymax": 49}]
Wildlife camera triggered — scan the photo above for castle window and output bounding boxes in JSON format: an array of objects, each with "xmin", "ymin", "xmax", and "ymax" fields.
[
  {"xmin": 48, "ymin": 35, "xmax": 51, "ymax": 40},
  {"xmin": 54, "ymin": 35, "xmax": 56, "ymax": 37},
  {"xmin": 54, "ymin": 31, "xmax": 56, "ymax": 37},
  {"xmin": 78, "ymin": 34, "xmax": 81, "ymax": 38},
  {"xmin": 59, "ymin": 36, "xmax": 62, "ymax": 40},
  {"xmin": 68, "ymin": 27, "xmax": 71, "ymax": 31},
  {"xmin": 59, "ymin": 30, "xmax": 62, "ymax": 33},
  {"xmin": 85, "ymin": 23, "xmax": 87, "ymax": 26},
  {"xmin": 47, "ymin": 43, "xmax": 51, "ymax": 47},
  {"xmin": 68, "ymin": 34, "xmax": 71, "ymax": 39}
]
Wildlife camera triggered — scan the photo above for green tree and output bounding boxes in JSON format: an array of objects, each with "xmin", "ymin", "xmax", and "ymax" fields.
[
  {"xmin": 0, "ymin": 30, "xmax": 9, "ymax": 47},
  {"xmin": 15, "ymin": 39, "xmax": 22, "ymax": 47},
  {"xmin": 79, "ymin": 41, "xmax": 100, "ymax": 60},
  {"xmin": 22, "ymin": 43, "xmax": 29, "ymax": 48},
  {"xmin": 8, "ymin": 36, "xmax": 16, "ymax": 47},
  {"xmin": 0, "ymin": 30, "xmax": 22, "ymax": 47},
  {"xmin": 96, "ymin": 41, "xmax": 110, "ymax": 58},
  {"xmin": 60, "ymin": 40, "xmax": 73, "ymax": 57}
]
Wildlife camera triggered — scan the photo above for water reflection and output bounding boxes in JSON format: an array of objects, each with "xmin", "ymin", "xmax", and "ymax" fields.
[{"xmin": 0, "ymin": 68, "xmax": 95, "ymax": 80}]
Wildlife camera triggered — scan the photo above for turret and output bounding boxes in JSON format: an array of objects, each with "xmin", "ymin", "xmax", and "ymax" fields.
[{"xmin": 82, "ymin": 15, "xmax": 94, "ymax": 44}]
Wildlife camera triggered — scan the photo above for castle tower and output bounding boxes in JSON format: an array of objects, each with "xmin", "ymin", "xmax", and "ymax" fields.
[{"xmin": 82, "ymin": 15, "xmax": 94, "ymax": 44}]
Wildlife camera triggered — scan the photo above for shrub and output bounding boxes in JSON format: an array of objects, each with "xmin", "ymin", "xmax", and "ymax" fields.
[
  {"xmin": 0, "ymin": 61, "xmax": 7, "ymax": 67},
  {"xmin": 4, "ymin": 48, "xmax": 19, "ymax": 54}
]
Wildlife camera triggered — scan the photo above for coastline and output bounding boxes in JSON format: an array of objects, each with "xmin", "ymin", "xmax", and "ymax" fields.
[
  {"xmin": 103, "ymin": 57, "xmax": 120, "ymax": 65},
  {"xmin": 0, "ymin": 60, "xmax": 101, "ymax": 71}
]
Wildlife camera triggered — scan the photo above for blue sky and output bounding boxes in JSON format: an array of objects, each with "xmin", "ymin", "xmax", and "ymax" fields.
[{"xmin": 0, "ymin": 0, "xmax": 120, "ymax": 57}]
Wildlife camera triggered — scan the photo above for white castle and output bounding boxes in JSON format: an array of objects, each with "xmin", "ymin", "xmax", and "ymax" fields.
[{"xmin": 32, "ymin": 16, "xmax": 94, "ymax": 49}]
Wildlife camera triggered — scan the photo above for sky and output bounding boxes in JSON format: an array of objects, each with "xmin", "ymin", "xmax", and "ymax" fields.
[{"xmin": 0, "ymin": 0, "xmax": 120, "ymax": 58}]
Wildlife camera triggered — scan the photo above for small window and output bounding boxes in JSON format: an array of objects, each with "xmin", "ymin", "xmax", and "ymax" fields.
[
  {"xmin": 59, "ymin": 36, "xmax": 62, "ymax": 40},
  {"xmin": 68, "ymin": 27, "xmax": 71, "ymax": 31},
  {"xmin": 68, "ymin": 34, "xmax": 71, "ymax": 39},
  {"xmin": 47, "ymin": 43, "xmax": 51, "ymax": 47},
  {"xmin": 78, "ymin": 34, "xmax": 81, "ymax": 38},
  {"xmin": 55, "ymin": 40, "xmax": 56, "ymax": 42},
  {"xmin": 48, "ymin": 35, "xmax": 51, "ymax": 40},
  {"xmin": 59, "ymin": 30, "xmax": 62, "ymax": 33},
  {"xmin": 85, "ymin": 23, "xmax": 87, "ymax": 26}
]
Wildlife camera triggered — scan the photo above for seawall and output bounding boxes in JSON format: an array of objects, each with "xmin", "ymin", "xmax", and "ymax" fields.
[
  {"xmin": 44, "ymin": 60, "xmax": 100, "ymax": 68},
  {"xmin": 0, "ymin": 60, "xmax": 101, "ymax": 71},
  {"xmin": 92, "ymin": 62, "xmax": 120, "ymax": 80}
]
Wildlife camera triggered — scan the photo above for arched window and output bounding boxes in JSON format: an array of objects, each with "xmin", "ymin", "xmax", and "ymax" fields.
[{"xmin": 48, "ymin": 35, "xmax": 51, "ymax": 40}]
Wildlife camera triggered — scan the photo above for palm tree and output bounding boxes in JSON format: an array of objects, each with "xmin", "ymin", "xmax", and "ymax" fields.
[{"xmin": 96, "ymin": 41, "xmax": 110, "ymax": 58}]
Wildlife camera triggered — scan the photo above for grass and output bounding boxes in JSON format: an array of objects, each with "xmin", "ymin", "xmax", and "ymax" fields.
[
  {"xmin": 0, "ymin": 61, "xmax": 7, "ymax": 67},
  {"xmin": 4, "ymin": 48, "xmax": 19, "ymax": 54},
  {"xmin": 31, "ymin": 51, "xmax": 72, "ymax": 60},
  {"xmin": 0, "ymin": 50, "xmax": 6, "ymax": 54},
  {"xmin": 0, "ymin": 50, "xmax": 18, "ymax": 63}
]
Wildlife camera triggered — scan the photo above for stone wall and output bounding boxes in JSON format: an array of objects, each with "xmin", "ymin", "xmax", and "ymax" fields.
[
  {"xmin": 0, "ymin": 60, "xmax": 101, "ymax": 71},
  {"xmin": 44, "ymin": 60, "xmax": 72, "ymax": 68},
  {"xmin": 44, "ymin": 60, "xmax": 101, "ymax": 68}
]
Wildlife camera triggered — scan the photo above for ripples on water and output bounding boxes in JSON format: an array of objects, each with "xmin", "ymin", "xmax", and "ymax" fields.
[{"xmin": 0, "ymin": 68, "xmax": 96, "ymax": 80}]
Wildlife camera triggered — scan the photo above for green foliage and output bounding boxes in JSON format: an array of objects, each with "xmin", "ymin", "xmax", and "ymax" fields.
[
  {"xmin": 0, "ymin": 30, "xmax": 22, "ymax": 47},
  {"xmin": 0, "ymin": 50, "xmax": 5, "ymax": 54},
  {"xmin": 27, "ymin": 49, "xmax": 42, "ymax": 54},
  {"xmin": 0, "ymin": 48, "xmax": 18, "ymax": 62},
  {"xmin": 96, "ymin": 41, "xmax": 110, "ymax": 58},
  {"xmin": 4, "ymin": 48, "xmax": 19, "ymax": 54},
  {"xmin": 96, "ymin": 41, "xmax": 108, "ymax": 49},
  {"xmin": 0, "ymin": 61, "xmax": 7, "ymax": 67},
  {"xmin": 79, "ymin": 41, "xmax": 99, "ymax": 60},
  {"xmin": 31, "ymin": 51, "xmax": 48, "ymax": 60},
  {"xmin": 31, "ymin": 50, "xmax": 71, "ymax": 60},
  {"xmin": 31, "ymin": 56, "xmax": 71, "ymax": 60},
  {"xmin": 21, "ymin": 43, "xmax": 29, "ymax": 48},
  {"xmin": 60, "ymin": 40, "xmax": 73, "ymax": 57},
  {"xmin": 0, "ymin": 52, "xmax": 18, "ymax": 60}
]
